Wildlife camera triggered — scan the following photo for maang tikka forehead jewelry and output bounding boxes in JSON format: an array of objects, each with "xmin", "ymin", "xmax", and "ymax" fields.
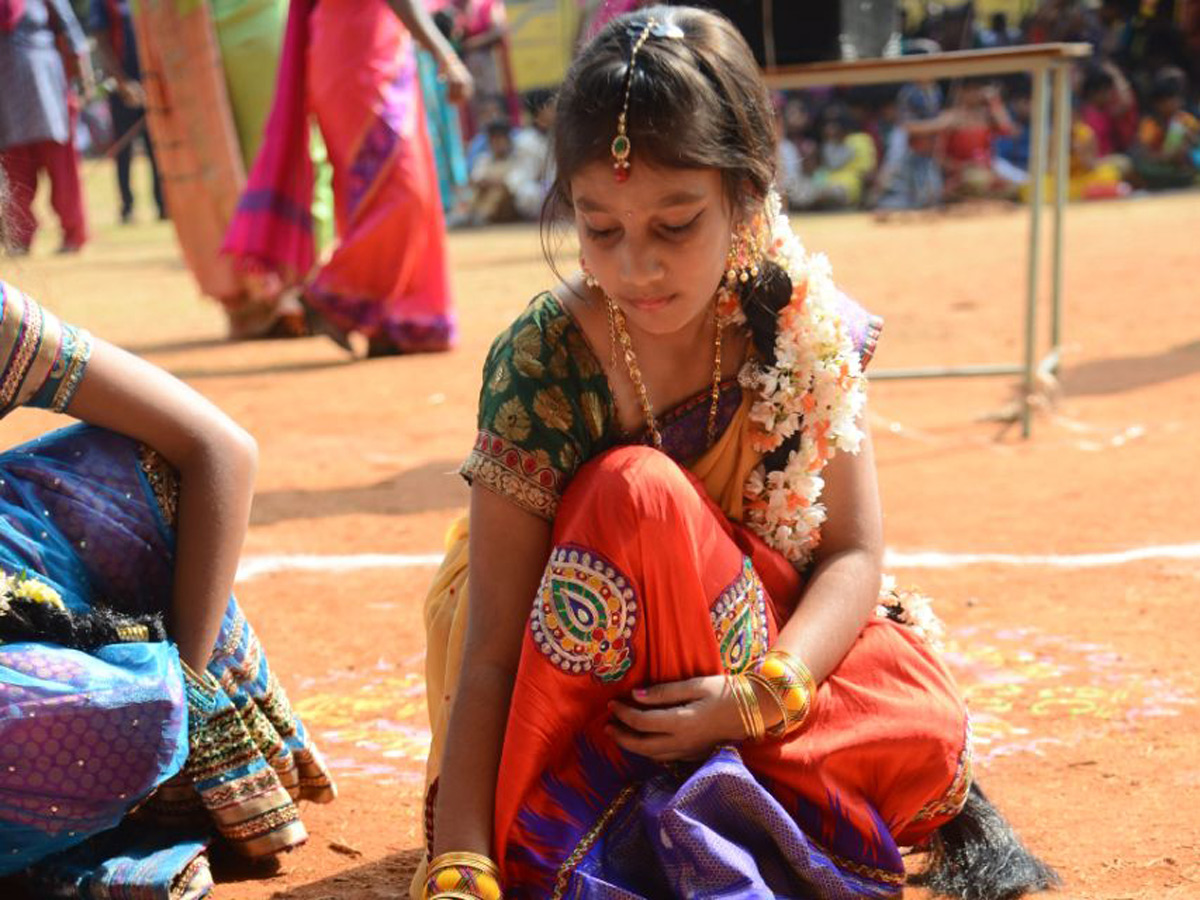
[
  {"xmin": 611, "ymin": 18, "xmax": 683, "ymax": 181},
  {"xmin": 611, "ymin": 18, "xmax": 657, "ymax": 182}
]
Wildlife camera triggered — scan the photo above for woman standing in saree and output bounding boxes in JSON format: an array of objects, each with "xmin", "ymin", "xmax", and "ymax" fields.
[
  {"xmin": 129, "ymin": 0, "xmax": 334, "ymax": 339},
  {"xmin": 0, "ymin": 175, "xmax": 334, "ymax": 896},
  {"xmin": 223, "ymin": 0, "xmax": 473, "ymax": 357},
  {"xmin": 416, "ymin": 7, "xmax": 1057, "ymax": 900}
]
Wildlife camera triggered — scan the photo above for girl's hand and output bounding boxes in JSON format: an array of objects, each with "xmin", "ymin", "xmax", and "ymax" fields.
[{"xmin": 607, "ymin": 675, "xmax": 746, "ymax": 762}]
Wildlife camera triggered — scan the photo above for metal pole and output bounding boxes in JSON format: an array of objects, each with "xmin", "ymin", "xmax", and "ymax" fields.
[
  {"xmin": 763, "ymin": 1, "xmax": 777, "ymax": 70},
  {"xmin": 1049, "ymin": 62, "xmax": 1071, "ymax": 369},
  {"xmin": 1023, "ymin": 67, "xmax": 1050, "ymax": 438},
  {"xmin": 870, "ymin": 364, "xmax": 1026, "ymax": 380}
]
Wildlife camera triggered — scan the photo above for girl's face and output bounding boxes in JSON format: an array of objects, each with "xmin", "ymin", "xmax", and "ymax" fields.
[{"xmin": 572, "ymin": 161, "xmax": 734, "ymax": 338}]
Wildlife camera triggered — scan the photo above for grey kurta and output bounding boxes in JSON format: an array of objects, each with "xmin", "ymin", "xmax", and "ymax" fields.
[{"xmin": 0, "ymin": 0, "xmax": 87, "ymax": 150}]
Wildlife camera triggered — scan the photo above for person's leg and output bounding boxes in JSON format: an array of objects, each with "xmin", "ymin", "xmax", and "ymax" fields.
[
  {"xmin": 109, "ymin": 95, "xmax": 138, "ymax": 221},
  {"xmin": 44, "ymin": 138, "xmax": 88, "ymax": 251},
  {"xmin": 143, "ymin": 128, "xmax": 167, "ymax": 219},
  {"xmin": 0, "ymin": 144, "xmax": 42, "ymax": 251}
]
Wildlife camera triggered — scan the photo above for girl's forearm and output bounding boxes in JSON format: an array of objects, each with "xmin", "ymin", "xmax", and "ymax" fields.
[
  {"xmin": 747, "ymin": 546, "xmax": 880, "ymax": 732},
  {"xmin": 169, "ymin": 424, "xmax": 257, "ymax": 670},
  {"xmin": 431, "ymin": 661, "xmax": 517, "ymax": 855},
  {"xmin": 773, "ymin": 545, "xmax": 882, "ymax": 682}
]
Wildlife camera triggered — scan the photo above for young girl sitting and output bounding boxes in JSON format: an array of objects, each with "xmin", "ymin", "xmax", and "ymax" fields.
[
  {"xmin": 0, "ymin": 170, "xmax": 334, "ymax": 895},
  {"xmin": 416, "ymin": 7, "xmax": 1057, "ymax": 899}
]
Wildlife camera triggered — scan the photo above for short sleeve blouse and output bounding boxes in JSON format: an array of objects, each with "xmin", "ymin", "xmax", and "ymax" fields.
[
  {"xmin": 461, "ymin": 289, "xmax": 883, "ymax": 521},
  {"xmin": 460, "ymin": 293, "xmax": 615, "ymax": 520}
]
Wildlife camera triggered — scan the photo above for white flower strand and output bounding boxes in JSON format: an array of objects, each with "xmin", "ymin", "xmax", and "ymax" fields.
[{"xmin": 737, "ymin": 191, "xmax": 868, "ymax": 567}]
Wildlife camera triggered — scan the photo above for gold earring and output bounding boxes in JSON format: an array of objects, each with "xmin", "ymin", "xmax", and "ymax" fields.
[
  {"xmin": 724, "ymin": 215, "xmax": 768, "ymax": 286},
  {"xmin": 580, "ymin": 256, "xmax": 599, "ymax": 288}
]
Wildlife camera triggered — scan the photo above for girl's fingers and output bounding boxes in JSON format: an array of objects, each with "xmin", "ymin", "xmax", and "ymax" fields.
[
  {"xmin": 606, "ymin": 721, "xmax": 683, "ymax": 759},
  {"xmin": 630, "ymin": 677, "xmax": 708, "ymax": 706},
  {"xmin": 609, "ymin": 700, "xmax": 695, "ymax": 733}
]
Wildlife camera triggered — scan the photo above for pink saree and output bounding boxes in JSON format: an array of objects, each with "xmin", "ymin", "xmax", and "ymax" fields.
[{"xmin": 223, "ymin": 0, "xmax": 455, "ymax": 352}]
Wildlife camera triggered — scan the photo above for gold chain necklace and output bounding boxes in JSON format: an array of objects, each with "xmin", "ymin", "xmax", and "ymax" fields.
[{"xmin": 606, "ymin": 297, "xmax": 724, "ymax": 450}]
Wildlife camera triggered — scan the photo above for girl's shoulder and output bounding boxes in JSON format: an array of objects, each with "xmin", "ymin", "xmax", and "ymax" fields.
[
  {"xmin": 492, "ymin": 291, "xmax": 571, "ymax": 346},
  {"xmin": 467, "ymin": 292, "xmax": 615, "ymax": 520},
  {"xmin": 486, "ymin": 291, "xmax": 605, "ymax": 385}
]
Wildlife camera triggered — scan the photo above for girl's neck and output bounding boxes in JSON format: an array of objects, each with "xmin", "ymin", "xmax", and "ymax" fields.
[{"xmin": 625, "ymin": 301, "xmax": 714, "ymax": 364}]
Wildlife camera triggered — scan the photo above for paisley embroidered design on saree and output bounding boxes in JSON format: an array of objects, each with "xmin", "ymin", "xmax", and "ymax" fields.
[
  {"xmin": 710, "ymin": 556, "xmax": 769, "ymax": 674},
  {"xmin": 531, "ymin": 545, "xmax": 637, "ymax": 683}
]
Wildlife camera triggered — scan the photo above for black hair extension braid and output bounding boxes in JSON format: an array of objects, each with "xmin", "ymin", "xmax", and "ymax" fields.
[{"xmin": 0, "ymin": 593, "xmax": 167, "ymax": 651}]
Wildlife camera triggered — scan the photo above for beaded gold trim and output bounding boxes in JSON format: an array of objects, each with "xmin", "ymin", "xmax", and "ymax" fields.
[
  {"xmin": 823, "ymin": 850, "xmax": 906, "ymax": 888},
  {"xmin": 461, "ymin": 431, "xmax": 562, "ymax": 520},
  {"xmin": 912, "ymin": 719, "xmax": 974, "ymax": 824},
  {"xmin": 50, "ymin": 328, "xmax": 92, "ymax": 412},
  {"xmin": 550, "ymin": 784, "xmax": 638, "ymax": 900},
  {"xmin": 173, "ymin": 854, "xmax": 212, "ymax": 896},
  {"xmin": 137, "ymin": 444, "xmax": 180, "ymax": 526}
]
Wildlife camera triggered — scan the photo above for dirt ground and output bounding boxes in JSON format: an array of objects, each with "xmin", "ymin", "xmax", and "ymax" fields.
[{"xmin": 2, "ymin": 161, "xmax": 1199, "ymax": 899}]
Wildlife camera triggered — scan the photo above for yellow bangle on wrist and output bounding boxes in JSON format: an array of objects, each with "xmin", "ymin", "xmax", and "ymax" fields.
[
  {"xmin": 751, "ymin": 650, "xmax": 818, "ymax": 739},
  {"xmin": 425, "ymin": 851, "xmax": 503, "ymax": 900}
]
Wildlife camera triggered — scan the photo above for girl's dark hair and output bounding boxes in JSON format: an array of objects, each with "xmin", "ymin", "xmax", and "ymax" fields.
[
  {"xmin": 545, "ymin": 5, "xmax": 776, "ymax": 221},
  {"xmin": 913, "ymin": 782, "xmax": 1060, "ymax": 900},
  {"xmin": 1, "ymin": 587, "xmax": 167, "ymax": 651},
  {"xmin": 542, "ymin": 5, "xmax": 797, "ymax": 469}
]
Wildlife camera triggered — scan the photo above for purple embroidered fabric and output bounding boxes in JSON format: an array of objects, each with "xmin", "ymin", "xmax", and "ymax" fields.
[{"xmin": 556, "ymin": 747, "xmax": 901, "ymax": 899}]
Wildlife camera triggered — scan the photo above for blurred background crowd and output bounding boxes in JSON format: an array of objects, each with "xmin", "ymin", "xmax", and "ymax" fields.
[{"xmin": 2, "ymin": 0, "xmax": 1197, "ymax": 255}]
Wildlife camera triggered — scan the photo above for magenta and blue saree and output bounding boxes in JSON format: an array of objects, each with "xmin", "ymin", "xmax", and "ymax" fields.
[{"xmin": 223, "ymin": 0, "xmax": 456, "ymax": 353}]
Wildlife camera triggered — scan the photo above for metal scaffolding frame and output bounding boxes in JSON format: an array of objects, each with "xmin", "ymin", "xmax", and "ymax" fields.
[{"xmin": 764, "ymin": 43, "xmax": 1092, "ymax": 437}]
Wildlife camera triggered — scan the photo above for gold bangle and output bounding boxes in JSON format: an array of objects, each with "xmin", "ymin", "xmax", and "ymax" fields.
[
  {"xmin": 745, "ymin": 670, "xmax": 787, "ymax": 733},
  {"xmin": 726, "ymin": 672, "xmax": 753, "ymax": 740},
  {"xmin": 727, "ymin": 672, "xmax": 765, "ymax": 741},
  {"xmin": 429, "ymin": 852, "xmax": 500, "ymax": 876},
  {"xmin": 744, "ymin": 675, "xmax": 765, "ymax": 740},
  {"xmin": 754, "ymin": 650, "xmax": 818, "ymax": 738},
  {"xmin": 425, "ymin": 852, "xmax": 502, "ymax": 900}
]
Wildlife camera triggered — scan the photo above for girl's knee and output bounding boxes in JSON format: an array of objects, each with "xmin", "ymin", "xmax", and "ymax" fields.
[{"xmin": 558, "ymin": 447, "xmax": 699, "ymax": 526}]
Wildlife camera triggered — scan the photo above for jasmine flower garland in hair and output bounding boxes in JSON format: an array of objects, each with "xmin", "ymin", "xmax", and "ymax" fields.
[
  {"xmin": 1, "ymin": 571, "xmax": 66, "ymax": 611},
  {"xmin": 737, "ymin": 190, "xmax": 868, "ymax": 567}
]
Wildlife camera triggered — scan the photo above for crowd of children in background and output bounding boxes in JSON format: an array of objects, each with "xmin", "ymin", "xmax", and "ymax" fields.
[
  {"xmin": 44, "ymin": 0, "xmax": 1200, "ymax": 234},
  {"xmin": 768, "ymin": 2, "xmax": 1200, "ymax": 215},
  {"xmin": 449, "ymin": 0, "xmax": 1198, "ymax": 224}
]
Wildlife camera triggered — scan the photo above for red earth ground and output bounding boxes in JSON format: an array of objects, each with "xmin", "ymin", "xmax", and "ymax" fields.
[{"xmin": 2, "ymin": 162, "xmax": 1198, "ymax": 898}]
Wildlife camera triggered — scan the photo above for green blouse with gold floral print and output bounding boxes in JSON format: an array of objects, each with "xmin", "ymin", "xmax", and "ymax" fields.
[{"xmin": 460, "ymin": 292, "xmax": 616, "ymax": 520}]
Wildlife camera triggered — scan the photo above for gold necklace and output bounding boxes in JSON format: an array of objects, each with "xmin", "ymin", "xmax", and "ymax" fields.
[{"xmin": 607, "ymin": 298, "xmax": 725, "ymax": 450}]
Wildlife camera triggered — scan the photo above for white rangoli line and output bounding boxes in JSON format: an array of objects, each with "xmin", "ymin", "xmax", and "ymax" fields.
[{"xmin": 236, "ymin": 543, "xmax": 1200, "ymax": 583}]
